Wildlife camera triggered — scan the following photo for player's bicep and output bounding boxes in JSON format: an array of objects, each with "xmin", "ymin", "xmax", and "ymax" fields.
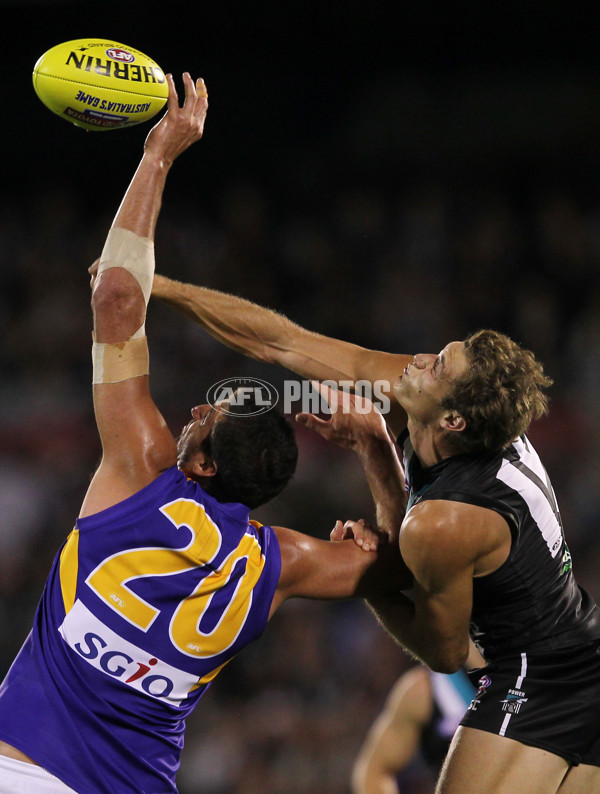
[
  {"xmin": 81, "ymin": 378, "xmax": 176, "ymax": 517},
  {"xmin": 400, "ymin": 504, "xmax": 476, "ymax": 657},
  {"xmin": 354, "ymin": 669, "xmax": 431, "ymax": 790},
  {"xmin": 357, "ymin": 717, "xmax": 421, "ymax": 785},
  {"xmin": 270, "ymin": 525, "xmax": 412, "ymax": 617},
  {"xmin": 93, "ymin": 376, "xmax": 176, "ymax": 466},
  {"xmin": 374, "ymin": 674, "xmax": 429, "ymax": 766}
]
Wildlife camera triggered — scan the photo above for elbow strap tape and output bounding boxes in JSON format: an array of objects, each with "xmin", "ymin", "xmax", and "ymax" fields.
[
  {"xmin": 97, "ymin": 227, "xmax": 155, "ymax": 306},
  {"xmin": 92, "ymin": 337, "xmax": 149, "ymax": 384}
]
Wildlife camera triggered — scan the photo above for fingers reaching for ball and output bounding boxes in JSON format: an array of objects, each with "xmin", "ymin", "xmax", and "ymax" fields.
[
  {"xmin": 165, "ymin": 73, "xmax": 179, "ymax": 113},
  {"xmin": 145, "ymin": 72, "xmax": 209, "ymax": 164},
  {"xmin": 196, "ymin": 77, "xmax": 208, "ymax": 100},
  {"xmin": 180, "ymin": 72, "xmax": 209, "ymax": 113},
  {"xmin": 166, "ymin": 73, "xmax": 208, "ymax": 111}
]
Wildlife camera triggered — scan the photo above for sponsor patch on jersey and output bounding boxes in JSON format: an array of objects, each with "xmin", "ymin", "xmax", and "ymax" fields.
[{"xmin": 59, "ymin": 600, "xmax": 198, "ymax": 705}]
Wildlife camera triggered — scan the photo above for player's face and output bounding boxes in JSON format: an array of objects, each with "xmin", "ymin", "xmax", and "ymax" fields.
[
  {"xmin": 176, "ymin": 404, "xmax": 221, "ymax": 468},
  {"xmin": 393, "ymin": 341, "xmax": 467, "ymax": 424}
]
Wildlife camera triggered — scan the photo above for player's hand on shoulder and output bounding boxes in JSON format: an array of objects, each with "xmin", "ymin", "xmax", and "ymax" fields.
[{"xmin": 144, "ymin": 72, "xmax": 208, "ymax": 165}]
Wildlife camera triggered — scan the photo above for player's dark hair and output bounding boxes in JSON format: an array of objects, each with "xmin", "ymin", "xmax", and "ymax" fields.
[
  {"xmin": 441, "ymin": 329, "xmax": 553, "ymax": 454},
  {"xmin": 204, "ymin": 399, "xmax": 298, "ymax": 509}
]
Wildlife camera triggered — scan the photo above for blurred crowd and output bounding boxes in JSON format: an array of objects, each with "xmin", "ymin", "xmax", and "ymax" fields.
[{"xmin": 3, "ymin": 82, "xmax": 600, "ymax": 792}]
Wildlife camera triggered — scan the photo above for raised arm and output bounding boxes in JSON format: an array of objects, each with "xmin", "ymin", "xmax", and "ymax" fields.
[
  {"xmin": 153, "ymin": 275, "xmax": 412, "ymax": 437},
  {"xmin": 265, "ymin": 385, "xmax": 412, "ymax": 613},
  {"xmin": 296, "ymin": 384, "xmax": 407, "ymax": 544},
  {"xmin": 80, "ymin": 74, "xmax": 208, "ymax": 517},
  {"xmin": 352, "ymin": 666, "xmax": 432, "ymax": 794}
]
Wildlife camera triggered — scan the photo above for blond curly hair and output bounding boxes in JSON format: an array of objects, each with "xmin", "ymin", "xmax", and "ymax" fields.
[{"xmin": 441, "ymin": 329, "xmax": 553, "ymax": 454}]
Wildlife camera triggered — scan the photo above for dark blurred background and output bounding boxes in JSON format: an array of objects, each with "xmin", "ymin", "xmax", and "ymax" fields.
[{"xmin": 3, "ymin": 1, "xmax": 600, "ymax": 791}]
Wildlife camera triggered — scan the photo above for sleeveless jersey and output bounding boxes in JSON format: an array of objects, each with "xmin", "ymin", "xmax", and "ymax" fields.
[
  {"xmin": 0, "ymin": 467, "xmax": 282, "ymax": 794},
  {"xmin": 420, "ymin": 667, "xmax": 475, "ymax": 769},
  {"xmin": 399, "ymin": 431, "xmax": 600, "ymax": 661}
]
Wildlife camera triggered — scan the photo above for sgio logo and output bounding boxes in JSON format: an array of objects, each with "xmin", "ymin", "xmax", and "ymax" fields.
[
  {"xmin": 59, "ymin": 600, "xmax": 197, "ymax": 705},
  {"xmin": 75, "ymin": 633, "xmax": 174, "ymax": 698},
  {"xmin": 207, "ymin": 377, "xmax": 279, "ymax": 416}
]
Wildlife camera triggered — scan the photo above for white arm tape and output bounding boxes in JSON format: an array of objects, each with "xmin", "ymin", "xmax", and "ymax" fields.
[
  {"xmin": 92, "ymin": 337, "xmax": 149, "ymax": 384},
  {"xmin": 97, "ymin": 227, "xmax": 155, "ymax": 306}
]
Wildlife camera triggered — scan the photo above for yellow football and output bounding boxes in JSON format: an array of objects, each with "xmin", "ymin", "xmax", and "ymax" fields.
[{"xmin": 32, "ymin": 38, "xmax": 169, "ymax": 131}]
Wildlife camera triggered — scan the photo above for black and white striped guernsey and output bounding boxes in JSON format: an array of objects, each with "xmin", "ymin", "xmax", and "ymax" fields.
[{"xmin": 398, "ymin": 430, "xmax": 600, "ymax": 661}]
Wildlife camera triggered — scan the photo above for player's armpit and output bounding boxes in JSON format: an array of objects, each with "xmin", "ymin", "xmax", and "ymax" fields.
[{"xmin": 269, "ymin": 526, "xmax": 411, "ymax": 617}]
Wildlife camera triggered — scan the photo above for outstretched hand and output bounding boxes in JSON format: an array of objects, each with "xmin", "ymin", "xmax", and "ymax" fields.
[
  {"xmin": 296, "ymin": 381, "xmax": 389, "ymax": 450},
  {"xmin": 143, "ymin": 73, "xmax": 208, "ymax": 166}
]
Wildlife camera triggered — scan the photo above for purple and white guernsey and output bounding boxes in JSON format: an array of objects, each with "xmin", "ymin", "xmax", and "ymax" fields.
[{"xmin": 0, "ymin": 467, "xmax": 281, "ymax": 793}]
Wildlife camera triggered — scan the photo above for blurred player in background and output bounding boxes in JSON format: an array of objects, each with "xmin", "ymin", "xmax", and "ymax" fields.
[
  {"xmin": 0, "ymin": 74, "xmax": 408, "ymax": 794},
  {"xmin": 352, "ymin": 644, "xmax": 482, "ymax": 794},
  {"xmin": 152, "ymin": 198, "xmax": 600, "ymax": 791}
]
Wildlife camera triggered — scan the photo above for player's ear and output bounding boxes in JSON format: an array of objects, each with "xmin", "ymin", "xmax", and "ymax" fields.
[
  {"xmin": 441, "ymin": 411, "xmax": 466, "ymax": 433},
  {"xmin": 192, "ymin": 456, "xmax": 218, "ymax": 478},
  {"xmin": 184, "ymin": 451, "xmax": 218, "ymax": 479}
]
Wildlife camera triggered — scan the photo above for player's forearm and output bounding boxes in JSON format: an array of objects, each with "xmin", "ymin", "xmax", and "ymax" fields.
[
  {"xmin": 366, "ymin": 596, "xmax": 466, "ymax": 673},
  {"xmin": 153, "ymin": 274, "xmax": 372, "ymax": 381},
  {"xmin": 352, "ymin": 767, "xmax": 400, "ymax": 794},
  {"xmin": 354, "ymin": 435, "xmax": 406, "ymax": 542},
  {"xmin": 107, "ymin": 73, "xmax": 206, "ymax": 240},
  {"xmin": 93, "ymin": 153, "xmax": 167, "ymax": 340},
  {"xmin": 111, "ymin": 152, "xmax": 170, "ymax": 240}
]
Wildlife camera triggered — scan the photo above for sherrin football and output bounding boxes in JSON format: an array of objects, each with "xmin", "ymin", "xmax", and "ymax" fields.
[{"xmin": 32, "ymin": 38, "xmax": 169, "ymax": 131}]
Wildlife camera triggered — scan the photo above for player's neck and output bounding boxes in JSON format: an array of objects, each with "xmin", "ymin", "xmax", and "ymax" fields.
[{"xmin": 408, "ymin": 422, "xmax": 456, "ymax": 468}]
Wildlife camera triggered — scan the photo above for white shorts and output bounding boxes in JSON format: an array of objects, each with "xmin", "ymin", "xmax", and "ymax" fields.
[{"xmin": 0, "ymin": 755, "xmax": 78, "ymax": 793}]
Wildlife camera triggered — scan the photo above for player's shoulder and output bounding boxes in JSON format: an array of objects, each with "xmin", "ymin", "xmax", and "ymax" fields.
[
  {"xmin": 401, "ymin": 499, "xmax": 476, "ymax": 551},
  {"xmin": 402, "ymin": 498, "xmax": 506, "ymax": 554},
  {"xmin": 392, "ymin": 665, "xmax": 431, "ymax": 699},
  {"xmin": 386, "ymin": 666, "xmax": 433, "ymax": 724},
  {"xmin": 269, "ymin": 526, "xmax": 316, "ymax": 589}
]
